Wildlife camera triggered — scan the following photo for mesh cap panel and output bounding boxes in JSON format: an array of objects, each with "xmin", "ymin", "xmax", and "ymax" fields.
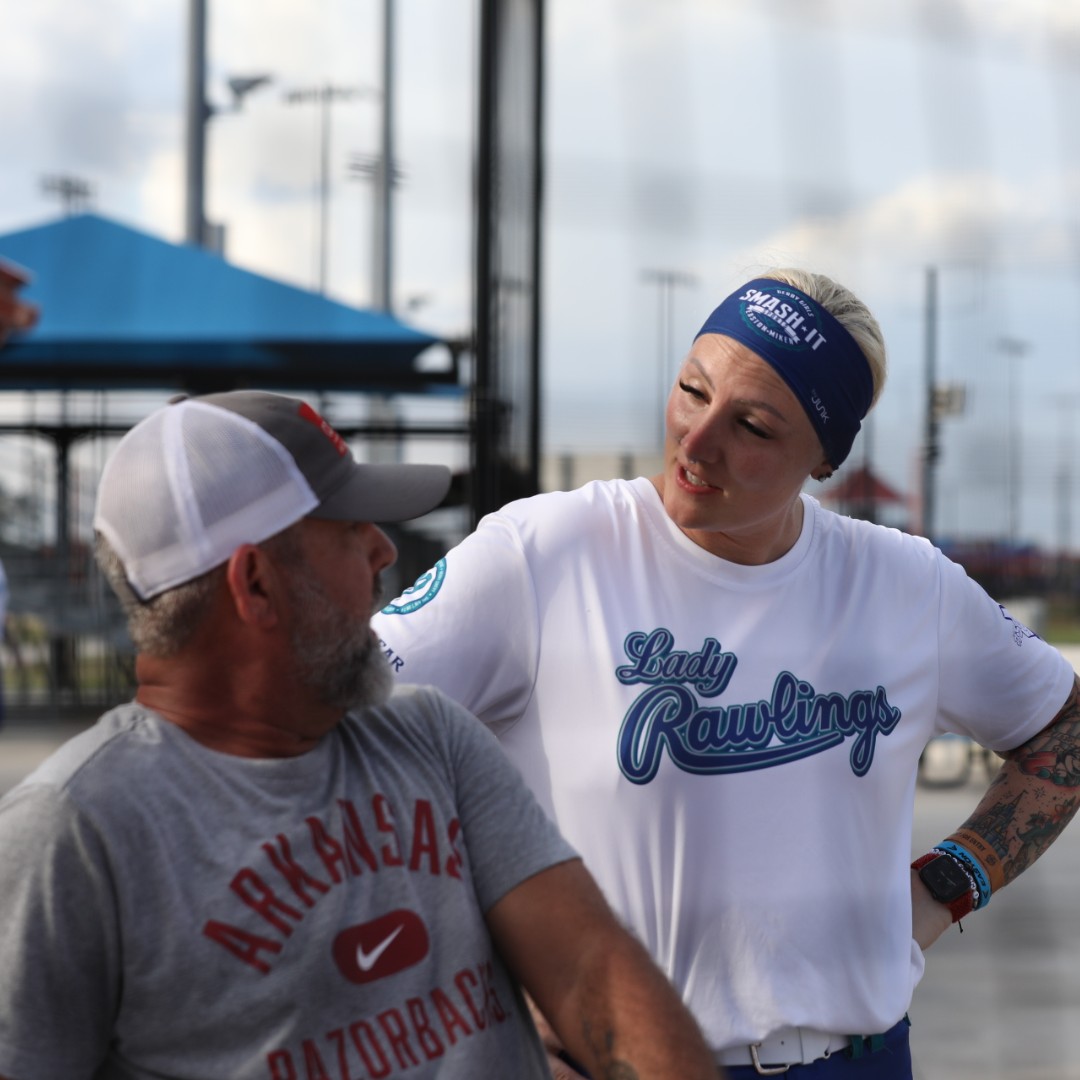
[{"xmin": 94, "ymin": 401, "xmax": 318, "ymax": 600}]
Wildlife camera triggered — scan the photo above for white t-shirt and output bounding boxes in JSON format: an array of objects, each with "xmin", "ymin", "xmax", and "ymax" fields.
[{"xmin": 372, "ymin": 478, "xmax": 1075, "ymax": 1049}]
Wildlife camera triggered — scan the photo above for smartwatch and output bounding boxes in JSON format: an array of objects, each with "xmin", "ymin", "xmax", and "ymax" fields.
[{"xmin": 914, "ymin": 853, "xmax": 975, "ymax": 921}]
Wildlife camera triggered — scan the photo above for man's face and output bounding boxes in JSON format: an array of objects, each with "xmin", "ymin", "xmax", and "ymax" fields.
[{"xmin": 284, "ymin": 520, "xmax": 397, "ymax": 712}]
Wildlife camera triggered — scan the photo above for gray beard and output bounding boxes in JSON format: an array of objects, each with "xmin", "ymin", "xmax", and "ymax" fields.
[{"xmin": 286, "ymin": 570, "xmax": 393, "ymax": 714}]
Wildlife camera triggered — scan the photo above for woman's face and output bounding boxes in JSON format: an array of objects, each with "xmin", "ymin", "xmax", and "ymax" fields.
[{"xmin": 660, "ymin": 333, "xmax": 831, "ymax": 563}]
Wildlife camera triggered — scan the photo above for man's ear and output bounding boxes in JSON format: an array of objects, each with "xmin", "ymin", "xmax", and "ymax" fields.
[{"xmin": 225, "ymin": 544, "xmax": 284, "ymax": 629}]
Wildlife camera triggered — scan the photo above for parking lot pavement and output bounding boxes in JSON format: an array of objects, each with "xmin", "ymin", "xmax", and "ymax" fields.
[{"xmin": 910, "ymin": 769, "xmax": 1080, "ymax": 1080}]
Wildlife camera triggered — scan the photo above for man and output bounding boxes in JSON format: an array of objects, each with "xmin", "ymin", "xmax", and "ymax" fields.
[
  {"xmin": 0, "ymin": 257, "xmax": 38, "ymax": 346},
  {"xmin": 0, "ymin": 391, "xmax": 720, "ymax": 1080}
]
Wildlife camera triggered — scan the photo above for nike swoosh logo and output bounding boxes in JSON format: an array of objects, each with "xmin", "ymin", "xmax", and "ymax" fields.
[{"xmin": 356, "ymin": 924, "xmax": 404, "ymax": 971}]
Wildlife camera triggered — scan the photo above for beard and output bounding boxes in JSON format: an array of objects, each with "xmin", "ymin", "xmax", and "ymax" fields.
[{"xmin": 285, "ymin": 569, "xmax": 394, "ymax": 714}]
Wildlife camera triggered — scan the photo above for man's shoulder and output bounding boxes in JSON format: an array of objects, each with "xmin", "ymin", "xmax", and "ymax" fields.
[
  {"xmin": 0, "ymin": 702, "xmax": 163, "ymax": 838},
  {"xmin": 7, "ymin": 702, "xmax": 158, "ymax": 795},
  {"xmin": 348, "ymin": 686, "xmax": 496, "ymax": 753},
  {"xmin": 355, "ymin": 684, "xmax": 478, "ymax": 730}
]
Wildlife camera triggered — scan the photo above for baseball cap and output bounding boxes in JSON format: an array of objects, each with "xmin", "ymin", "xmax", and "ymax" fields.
[{"xmin": 93, "ymin": 390, "xmax": 451, "ymax": 600}]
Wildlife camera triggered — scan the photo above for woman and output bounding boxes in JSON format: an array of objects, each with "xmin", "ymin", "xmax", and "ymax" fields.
[{"xmin": 371, "ymin": 270, "xmax": 1080, "ymax": 1078}]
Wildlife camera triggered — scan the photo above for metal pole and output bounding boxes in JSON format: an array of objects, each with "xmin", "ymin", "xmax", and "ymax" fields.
[
  {"xmin": 372, "ymin": 0, "xmax": 395, "ymax": 312},
  {"xmin": 1009, "ymin": 350, "xmax": 1023, "ymax": 547},
  {"xmin": 184, "ymin": 0, "xmax": 208, "ymax": 246},
  {"xmin": 473, "ymin": 0, "xmax": 499, "ymax": 526},
  {"xmin": 319, "ymin": 85, "xmax": 330, "ymax": 295},
  {"xmin": 997, "ymin": 337, "xmax": 1028, "ymax": 547},
  {"xmin": 1009, "ymin": 354, "xmax": 1018, "ymax": 545},
  {"xmin": 642, "ymin": 268, "xmax": 697, "ymax": 451},
  {"xmin": 660, "ymin": 280, "xmax": 671, "ymax": 448},
  {"xmin": 530, "ymin": 0, "xmax": 545, "ymax": 497},
  {"xmin": 921, "ymin": 266, "xmax": 939, "ymax": 543},
  {"xmin": 1056, "ymin": 400, "xmax": 1073, "ymax": 582}
]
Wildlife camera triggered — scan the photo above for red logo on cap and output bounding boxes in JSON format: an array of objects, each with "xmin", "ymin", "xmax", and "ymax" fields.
[
  {"xmin": 332, "ymin": 909, "xmax": 430, "ymax": 984},
  {"xmin": 298, "ymin": 402, "xmax": 348, "ymax": 457}
]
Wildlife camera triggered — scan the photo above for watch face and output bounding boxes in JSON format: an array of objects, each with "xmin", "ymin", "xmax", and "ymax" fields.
[{"xmin": 919, "ymin": 856, "xmax": 970, "ymax": 903}]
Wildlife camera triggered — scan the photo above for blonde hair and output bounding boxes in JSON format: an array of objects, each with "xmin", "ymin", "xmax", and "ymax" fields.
[{"xmin": 761, "ymin": 268, "xmax": 887, "ymax": 410}]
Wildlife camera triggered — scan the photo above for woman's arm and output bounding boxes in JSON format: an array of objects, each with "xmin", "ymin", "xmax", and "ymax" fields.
[{"xmin": 914, "ymin": 672, "xmax": 1080, "ymax": 948}]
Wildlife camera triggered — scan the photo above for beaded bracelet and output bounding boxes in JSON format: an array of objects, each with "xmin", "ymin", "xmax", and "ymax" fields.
[{"xmin": 934, "ymin": 840, "xmax": 992, "ymax": 910}]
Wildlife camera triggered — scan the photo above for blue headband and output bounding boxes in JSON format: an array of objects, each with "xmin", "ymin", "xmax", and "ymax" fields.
[{"xmin": 694, "ymin": 278, "xmax": 874, "ymax": 467}]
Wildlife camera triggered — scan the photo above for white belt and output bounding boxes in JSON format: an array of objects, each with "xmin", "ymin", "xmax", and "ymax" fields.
[{"xmin": 717, "ymin": 1026, "xmax": 851, "ymax": 1075}]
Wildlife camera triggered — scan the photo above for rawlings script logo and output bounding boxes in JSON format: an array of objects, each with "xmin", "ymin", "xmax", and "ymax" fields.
[
  {"xmin": 739, "ymin": 286, "xmax": 828, "ymax": 352},
  {"xmin": 616, "ymin": 629, "xmax": 901, "ymax": 784}
]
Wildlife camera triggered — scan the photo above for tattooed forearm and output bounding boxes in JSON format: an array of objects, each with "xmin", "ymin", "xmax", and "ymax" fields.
[
  {"xmin": 951, "ymin": 675, "xmax": 1080, "ymax": 889},
  {"xmin": 1013, "ymin": 680, "xmax": 1080, "ymax": 787}
]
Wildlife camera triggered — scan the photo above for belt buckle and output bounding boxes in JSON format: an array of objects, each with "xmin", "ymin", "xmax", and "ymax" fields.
[{"xmin": 750, "ymin": 1043, "xmax": 791, "ymax": 1076}]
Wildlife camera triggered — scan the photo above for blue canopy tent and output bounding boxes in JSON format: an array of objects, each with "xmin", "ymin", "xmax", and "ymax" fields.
[
  {"xmin": 0, "ymin": 215, "xmax": 466, "ymax": 706},
  {"xmin": 0, "ymin": 213, "xmax": 457, "ymax": 392}
]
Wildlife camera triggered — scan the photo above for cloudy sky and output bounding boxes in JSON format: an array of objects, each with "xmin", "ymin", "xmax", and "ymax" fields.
[{"xmin": 3, "ymin": 0, "xmax": 1080, "ymax": 551}]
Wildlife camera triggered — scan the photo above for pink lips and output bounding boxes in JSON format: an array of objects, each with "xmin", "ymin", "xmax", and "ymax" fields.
[{"xmin": 676, "ymin": 464, "xmax": 720, "ymax": 495}]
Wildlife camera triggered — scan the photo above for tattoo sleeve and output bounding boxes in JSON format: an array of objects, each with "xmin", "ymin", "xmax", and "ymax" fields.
[{"xmin": 947, "ymin": 673, "xmax": 1080, "ymax": 889}]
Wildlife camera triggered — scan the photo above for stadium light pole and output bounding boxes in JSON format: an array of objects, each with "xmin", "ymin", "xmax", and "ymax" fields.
[
  {"xmin": 374, "ymin": 0, "xmax": 394, "ymax": 313},
  {"xmin": 345, "ymin": 0, "xmax": 400, "ymax": 313},
  {"xmin": 1051, "ymin": 393, "xmax": 1080, "ymax": 587},
  {"xmin": 184, "ymin": 0, "xmax": 209, "ymax": 246},
  {"xmin": 997, "ymin": 336, "xmax": 1029, "ymax": 547},
  {"xmin": 921, "ymin": 266, "xmax": 939, "ymax": 543},
  {"xmin": 284, "ymin": 84, "xmax": 376, "ymax": 296},
  {"xmin": 41, "ymin": 175, "xmax": 94, "ymax": 216},
  {"xmin": 641, "ymin": 268, "xmax": 698, "ymax": 450}
]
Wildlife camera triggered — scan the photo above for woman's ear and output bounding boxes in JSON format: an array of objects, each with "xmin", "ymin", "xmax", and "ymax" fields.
[{"xmin": 811, "ymin": 460, "xmax": 834, "ymax": 483}]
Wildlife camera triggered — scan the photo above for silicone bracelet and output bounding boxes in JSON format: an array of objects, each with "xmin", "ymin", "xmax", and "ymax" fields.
[{"xmin": 934, "ymin": 840, "xmax": 992, "ymax": 910}]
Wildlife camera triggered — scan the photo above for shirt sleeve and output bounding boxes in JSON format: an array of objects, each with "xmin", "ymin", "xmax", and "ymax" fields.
[
  {"xmin": 420, "ymin": 687, "xmax": 578, "ymax": 911},
  {"xmin": 373, "ymin": 513, "xmax": 540, "ymax": 735},
  {"xmin": 0, "ymin": 784, "xmax": 120, "ymax": 1080},
  {"xmin": 935, "ymin": 554, "xmax": 1076, "ymax": 750}
]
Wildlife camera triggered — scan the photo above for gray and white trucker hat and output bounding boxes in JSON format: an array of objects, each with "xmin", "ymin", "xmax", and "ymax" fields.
[{"xmin": 93, "ymin": 390, "xmax": 451, "ymax": 600}]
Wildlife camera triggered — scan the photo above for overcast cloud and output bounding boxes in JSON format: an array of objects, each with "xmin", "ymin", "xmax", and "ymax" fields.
[{"xmin": 3, "ymin": 0, "xmax": 1080, "ymax": 549}]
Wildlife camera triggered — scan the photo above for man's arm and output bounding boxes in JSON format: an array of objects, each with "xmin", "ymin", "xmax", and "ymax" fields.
[
  {"xmin": 485, "ymin": 858, "xmax": 721, "ymax": 1080},
  {"xmin": 914, "ymin": 672, "xmax": 1080, "ymax": 948}
]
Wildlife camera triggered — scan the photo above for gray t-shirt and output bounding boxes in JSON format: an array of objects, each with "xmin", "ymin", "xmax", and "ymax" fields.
[{"xmin": 0, "ymin": 685, "xmax": 576, "ymax": 1080}]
